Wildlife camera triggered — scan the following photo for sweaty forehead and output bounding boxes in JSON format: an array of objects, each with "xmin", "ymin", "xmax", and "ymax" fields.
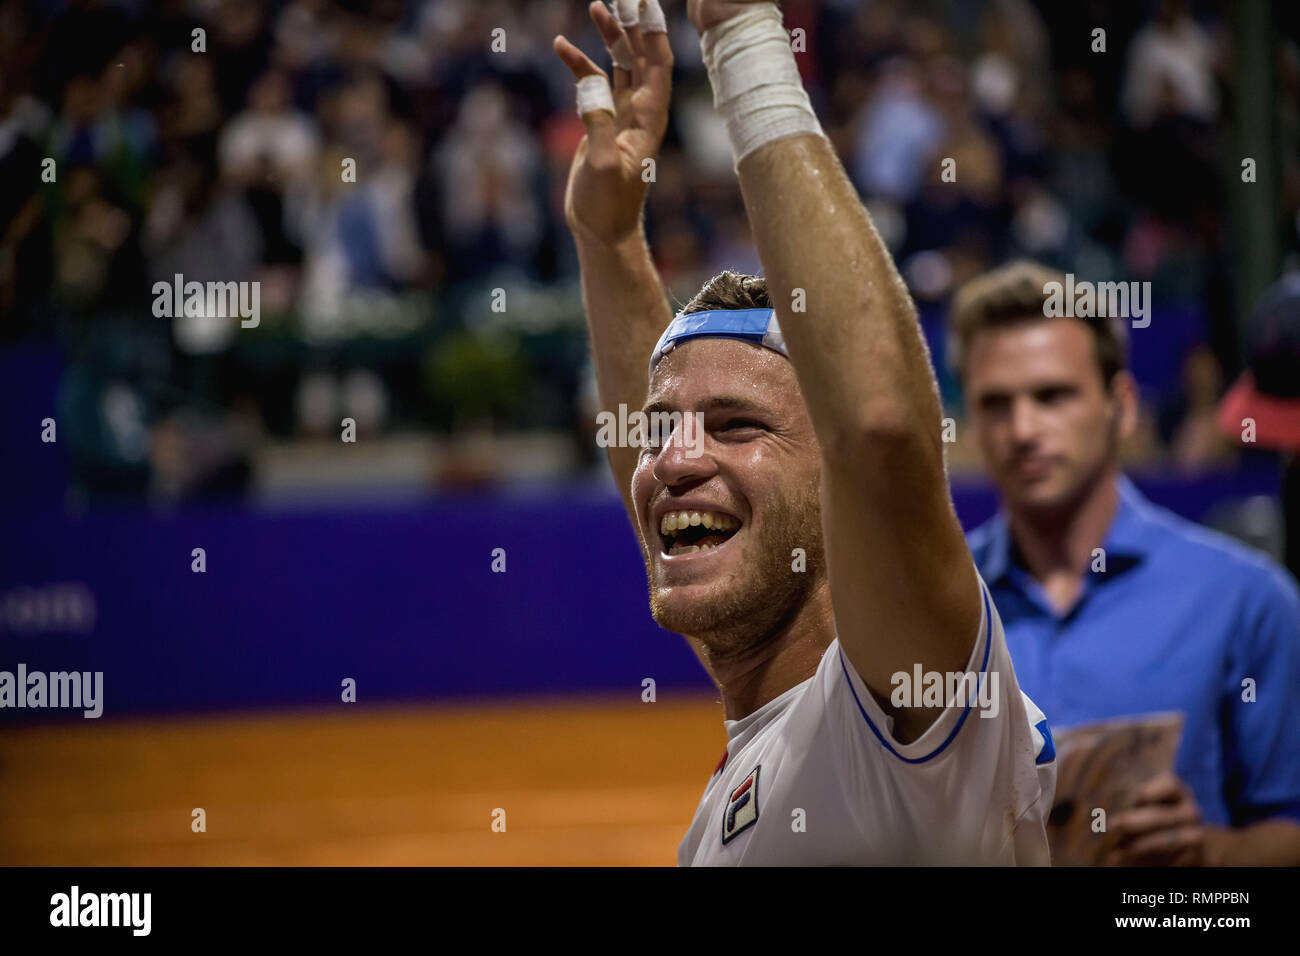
[{"xmin": 646, "ymin": 337, "xmax": 800, "ymax": 411}]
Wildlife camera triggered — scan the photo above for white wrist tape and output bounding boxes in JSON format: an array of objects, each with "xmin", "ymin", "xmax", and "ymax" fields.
[
  {"xmin": 576, "ymin": 75, "xmax": 615, "ymax": 117},
  {"xmin": 700, "ymin": 4, "xmax": 823, "ymax": 165}
]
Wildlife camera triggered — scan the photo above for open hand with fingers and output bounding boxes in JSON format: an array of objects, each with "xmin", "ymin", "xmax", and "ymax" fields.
[{"xmin": 553, "ymin": 1, "xmax": 673, "ymax": 245}]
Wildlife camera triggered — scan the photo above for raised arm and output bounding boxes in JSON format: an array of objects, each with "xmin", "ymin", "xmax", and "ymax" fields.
[
  {"xmin": 690, "ymin": 1, "xmax": 981, "ymax": 738},
  {"xmin": 554, "ymin": 1, "xmax": 674, "ymax": 529}
]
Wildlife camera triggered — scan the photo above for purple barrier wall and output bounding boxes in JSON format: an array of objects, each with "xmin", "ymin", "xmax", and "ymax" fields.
[{"xmin": 0, "ymin": 470, "xmax": 1283, "ymax": 723}]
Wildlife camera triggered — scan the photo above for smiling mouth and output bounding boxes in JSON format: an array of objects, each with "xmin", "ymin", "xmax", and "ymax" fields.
[{"xmin": 658, "ymin": 510, "xmax": 741, "ymax": 556}]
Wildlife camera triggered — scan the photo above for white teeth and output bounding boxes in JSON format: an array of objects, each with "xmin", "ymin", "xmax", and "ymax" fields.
[{"xmin": 658, "ymin": 510, "xmax": 741, "ymax": 548}]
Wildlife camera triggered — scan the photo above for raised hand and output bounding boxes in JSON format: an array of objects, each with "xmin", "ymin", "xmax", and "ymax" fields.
[{"xmin": 553, "ymin": 1, "xmax": 673, "ymax": 245}]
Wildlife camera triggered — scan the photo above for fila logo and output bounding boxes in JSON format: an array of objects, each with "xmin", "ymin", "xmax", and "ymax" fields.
[{"xmin": 721, "ymin": 765, "xmax": 760, "ymax": 844}]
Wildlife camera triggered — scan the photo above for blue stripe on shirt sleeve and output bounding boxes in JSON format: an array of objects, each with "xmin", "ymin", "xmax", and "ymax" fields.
[{"xmin": 1034, "ymin": 718, "xmax": 1055, "ymax": 765}]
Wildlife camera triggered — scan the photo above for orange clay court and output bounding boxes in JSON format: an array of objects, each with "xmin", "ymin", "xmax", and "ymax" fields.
[{"xmin": 0, "ymin": 696, "xmax": 726, "ymax": 866}]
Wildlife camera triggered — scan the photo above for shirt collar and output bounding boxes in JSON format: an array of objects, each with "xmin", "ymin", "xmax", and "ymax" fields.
[
  {"xmin": 1103, "ymin": 474, "xmax": 1157, "ymax": 562},
  {"xmin": 723, "ymin": 676, "xmax": 811, "ymax": 742},
  {"xmin": 979, "ymin": 474, "xmax": 1154, "ymax": 586},
  {"xmin": 979, "ymin": 513, "xmax": 1013, "ymax": 585}
]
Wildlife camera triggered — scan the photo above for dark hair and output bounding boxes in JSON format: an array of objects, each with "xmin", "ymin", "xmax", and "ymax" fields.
[
  {"xmin": 949, "ymin": 260, "xmax": 1128, "ymax": 384},
  {"xmin": 681, "ymin": 270, "xmax": 770, "ymax": 314}
]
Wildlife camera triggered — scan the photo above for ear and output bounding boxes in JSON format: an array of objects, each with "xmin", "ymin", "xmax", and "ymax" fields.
[{"xmin": 1108, "ymin": 370, "xmax": 1139, "ymax": 441}]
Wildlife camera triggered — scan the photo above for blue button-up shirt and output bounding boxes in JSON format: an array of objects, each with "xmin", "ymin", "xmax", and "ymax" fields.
[{"xmin": 968, "ymin": 476, "xmax": 1300, "ymax": 827}]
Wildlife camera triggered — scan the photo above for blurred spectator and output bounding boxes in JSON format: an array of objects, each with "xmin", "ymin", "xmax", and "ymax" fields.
[
  {"xmin": 219, "ymin": 68, "xmax": 319, "ymax": 268},
  {"xmin": 144, "ymin": 152, "xmax": 261, "ymax": 356},
  {"xmin": 1163, "ymin": 346, "xmax": 1238, "ymax": 473},
  {"xmin": 852, "ymin": 57, "xmax": 945, "ymax": 204},
  {"xmin": 1118, "ymin": 0, "xmax": 1224, "ymax": 233},
  {"xmin": 160, "ymin": 54, "xmax": 224, "ymax": 146},
  {"xmin": 1218, "ymin": 276, "xmax": 1300, "ymax": 580},
  {"xmin": 1121, "ymin": 0, "xmax": 1219, "ymax": 129},
  {"xmin": 0, "ymin": 61, "xmax": 53, "ymax": 338},
  {"xmin": 298, "ymin": 117, "xmax": 430, "ymax": 337},
  {"xmin": 431, "ymin": 82, "xmax": 542, "ymax": 282},
  {"xmin": 52, "ymin": 164, "xmax": 145, "ymax": 317},
  {"xmin": 209, "ymin": 0, "xmax": 274, "ymax": 118}
]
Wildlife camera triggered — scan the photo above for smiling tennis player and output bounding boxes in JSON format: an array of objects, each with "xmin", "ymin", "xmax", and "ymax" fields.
[{"xmin": 554, "ymin": 0, "xmax": 1055, "ymax": 865}]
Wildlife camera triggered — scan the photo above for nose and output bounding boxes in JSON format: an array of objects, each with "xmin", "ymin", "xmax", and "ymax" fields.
[
  {"xmin": 652, "ymin": 414, "xmax": 716, "ymax": 487},
  {"xmin": 1009, "ymin": 395, "xmax": 1042, "ymax": 448}
]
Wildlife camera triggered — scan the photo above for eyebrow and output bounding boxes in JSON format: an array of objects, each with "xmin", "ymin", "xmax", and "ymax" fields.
[
  {"xmin": 642, "ymin": 395, "xmax": 773, "ymax": 417},
  {"xmin": 974, "ymin": 378, "xmax": 1082, "ymax": 399}
]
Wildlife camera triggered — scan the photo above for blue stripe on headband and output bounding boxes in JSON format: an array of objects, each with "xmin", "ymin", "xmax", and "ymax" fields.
[{"xmin": 648, "ymin": 308, "xmax": 787, "ymax": 380}]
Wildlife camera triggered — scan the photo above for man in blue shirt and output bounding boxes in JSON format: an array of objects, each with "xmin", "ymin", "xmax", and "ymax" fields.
[{"xmin": 951, "ymin": 261, "xmax": 1300, "ymax": 865}]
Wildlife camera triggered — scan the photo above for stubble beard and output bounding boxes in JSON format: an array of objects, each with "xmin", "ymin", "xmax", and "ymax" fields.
[
  {"xmin": 1006, "ymin": 410, "xmax": 1122, "ymax": 521},
  {"xmin": 644, "ymin": 475, "xmax": 826, "ymax": 660}
]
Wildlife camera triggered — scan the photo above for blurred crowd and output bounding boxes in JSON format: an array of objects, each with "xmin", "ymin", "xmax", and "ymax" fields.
[{"xmin": 2, "ymin": 0, "xmax": 1299, "ymax": 504}]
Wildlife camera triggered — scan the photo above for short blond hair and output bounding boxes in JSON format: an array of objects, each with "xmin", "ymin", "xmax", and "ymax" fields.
[{"xmin": 949, "ymin": 260, "xmax": 1128, "ymax": 383}]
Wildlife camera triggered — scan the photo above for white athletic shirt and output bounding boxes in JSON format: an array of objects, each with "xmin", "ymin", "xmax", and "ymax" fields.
[{"xmin": 677, "ymin": 576, "xmax": 1057, "ymax": 865}]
